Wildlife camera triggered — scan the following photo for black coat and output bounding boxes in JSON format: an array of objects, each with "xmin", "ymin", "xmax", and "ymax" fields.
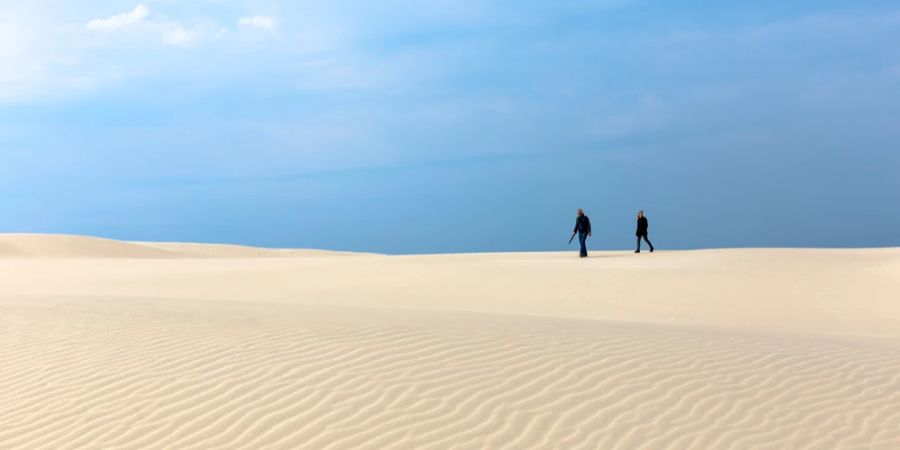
[
  {"xmin": 636, "ymin": 217, "xmax": 649, "ymax": 236},
  {"xmin": 574, "ymin": 215, "xmax": 591, "ymax": 234}
]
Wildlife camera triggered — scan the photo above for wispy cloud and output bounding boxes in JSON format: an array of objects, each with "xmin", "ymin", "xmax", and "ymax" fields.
[
  {"xmin": 86, "ymin": 4, "xmax": 149, "ymax": 31},
  {"xmin": 161, "ymin": 25, "xmax": 197, "ymax": 45},
  {"xmin": 85, "ymin": 4, "xmax": 210, "ymax": 46},
  {"xmin": 238, "ymin": 15, "xmax": 277, "ymax": 31}
]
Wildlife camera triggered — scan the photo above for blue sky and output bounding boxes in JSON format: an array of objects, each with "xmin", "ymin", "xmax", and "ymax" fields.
[{"xmin": 1, "ymin": 0, "xmax": 898, "ymax": 253}]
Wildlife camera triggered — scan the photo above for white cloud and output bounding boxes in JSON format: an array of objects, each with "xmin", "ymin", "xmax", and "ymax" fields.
[
  {"xmin": 239, "ymin": 15, "xmax": 277, "ymax": 31},
  {"xmin": 85, "ymin": 4, "xmax": 207, "ymax": 46},
  {"xmin": 161, "ymin": 25, "xmax": 197, "ymax": 45},
  {"xmin": 86, "ymin": 4, "xmax": 149, "ymax": 31}
]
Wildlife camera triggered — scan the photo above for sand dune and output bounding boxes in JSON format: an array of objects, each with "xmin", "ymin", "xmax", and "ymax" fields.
[
  {"xmin": 0, "ymin": 234, "xmax": 352, "ymax": 258},
  {"xmin": 1, "ymin": 234, "xmax": 898, "ymax": 449}
]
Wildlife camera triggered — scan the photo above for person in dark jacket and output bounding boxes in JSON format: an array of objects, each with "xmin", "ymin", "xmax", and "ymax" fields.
[
  {"xmin": 635, "ymin": 210, "xmax": 654, "ymax": 253},
  {"xmin": 572, "ymin": 208, "xmax": 592, "ymax": 257}
]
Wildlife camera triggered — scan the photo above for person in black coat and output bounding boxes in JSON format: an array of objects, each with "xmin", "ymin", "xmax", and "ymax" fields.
[
  {"xmin": 573, "ymin": 208, "xmax": 592, "ymax": 257},
  {"xmin": 635, "ymin": 210, "xmax": 654, "ymax": 253}
]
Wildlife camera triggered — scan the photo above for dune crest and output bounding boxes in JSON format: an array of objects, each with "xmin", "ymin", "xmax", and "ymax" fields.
[{"xmin": 0, "ymin": 234, "xmax": 353, "ymax": 258}]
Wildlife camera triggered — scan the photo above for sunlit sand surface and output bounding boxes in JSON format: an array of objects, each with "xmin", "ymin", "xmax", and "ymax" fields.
[{"xmin": 2, "ymin": 234, "xmax": 898, "ymax": 449}]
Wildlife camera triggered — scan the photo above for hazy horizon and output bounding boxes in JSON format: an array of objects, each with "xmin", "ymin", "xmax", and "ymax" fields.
[{"xmin": 2, "ymin": 0, "xmax": 898, "ymax": 254}]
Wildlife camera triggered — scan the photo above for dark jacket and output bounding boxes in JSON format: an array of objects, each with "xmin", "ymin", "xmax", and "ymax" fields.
[
  {"xmin": 574, "ymin": 215, "xmax": 592, "ymax": 234},
  {"xmin": 636, "ymin": 217, "xmax": 649, "ymax": 236}
]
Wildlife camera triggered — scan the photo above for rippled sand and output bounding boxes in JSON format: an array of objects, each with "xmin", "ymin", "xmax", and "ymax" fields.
[{"xmin": 2, "ymin": 234, "xmax": 898, "ymax": 449}]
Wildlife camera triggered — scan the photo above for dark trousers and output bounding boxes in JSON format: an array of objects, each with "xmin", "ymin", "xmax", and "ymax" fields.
[
  {"xmin": 636, "ymin": 234, "xmax": 653, "ymax": 251},
  {"xmin": 578, "ymin": 232, "xmax": 588, "ymax": 257}
]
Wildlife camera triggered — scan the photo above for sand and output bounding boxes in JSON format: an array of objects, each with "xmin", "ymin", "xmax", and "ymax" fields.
[{"xmin": 1, "ymin": 234, "xmax": 898, "ymax": 449}]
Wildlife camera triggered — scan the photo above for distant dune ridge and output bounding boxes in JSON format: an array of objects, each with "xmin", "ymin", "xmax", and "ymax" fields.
[
  {"xmin": 0, "ymin": 233, "xmax": 352, "ymax": 258},
  {"xmin": 1, "ymin": 234, "xmax": 898, "ymax": 449}
]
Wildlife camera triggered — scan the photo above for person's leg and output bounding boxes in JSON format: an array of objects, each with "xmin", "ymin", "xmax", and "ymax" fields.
[
  {"xmin": 635, "ymin": 236, "xmax": 641, "ymax": 253},
  {"xmin": 644, "ymin": 235, "xmax": 654, "ymax": 252},
  {"xmin": 579, "ymin": 233, "xmax": 588, "ymax": 257}
]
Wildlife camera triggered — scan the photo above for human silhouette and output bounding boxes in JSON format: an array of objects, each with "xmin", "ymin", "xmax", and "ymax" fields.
[
  {"xmin": 635, "ymin": 210, "xmax": 654, "ymax": 253},
  {"xmin": 572, "ymin": 209, "xmax": 592, "ymax": 258}
]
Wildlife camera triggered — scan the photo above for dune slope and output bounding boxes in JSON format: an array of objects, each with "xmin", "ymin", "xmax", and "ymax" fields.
[
  {"xmin": 1, "ymin": 235, "xmax": 898, "ymax": 449},
  {"xmin": 0, "ymin": 234, "xmax": 353, "ymax": 258}
]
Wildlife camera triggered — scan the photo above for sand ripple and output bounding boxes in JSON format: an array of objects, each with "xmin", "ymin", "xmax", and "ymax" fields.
[{"xmin": 1, "ymin": 300, "xmax": 898, "ymax": 449}]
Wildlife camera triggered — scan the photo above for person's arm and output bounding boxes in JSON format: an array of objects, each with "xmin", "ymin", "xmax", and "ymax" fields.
[{"xmin": 586, "ymin": 217, "xmax": 592, "ymax": 236}]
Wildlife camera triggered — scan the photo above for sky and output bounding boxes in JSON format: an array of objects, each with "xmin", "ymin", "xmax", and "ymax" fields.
[{"xmin": 1, "ymin": 0, "xmax": 898, "ymax": 253}]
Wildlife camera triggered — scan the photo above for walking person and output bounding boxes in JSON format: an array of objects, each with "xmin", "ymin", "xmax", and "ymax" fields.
[
  {"xmin": 635, "ymin": 210, "xmax": 654, "ymax": 253},
  {"xmin": 572, "ymin": 209, "xmax": 592, "ymax": 258}
]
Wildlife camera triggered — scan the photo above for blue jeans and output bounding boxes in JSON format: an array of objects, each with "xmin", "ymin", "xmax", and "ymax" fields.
[{"xmin": 578, "ymin": 232, "xmax": 588, "ymax": 257}]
